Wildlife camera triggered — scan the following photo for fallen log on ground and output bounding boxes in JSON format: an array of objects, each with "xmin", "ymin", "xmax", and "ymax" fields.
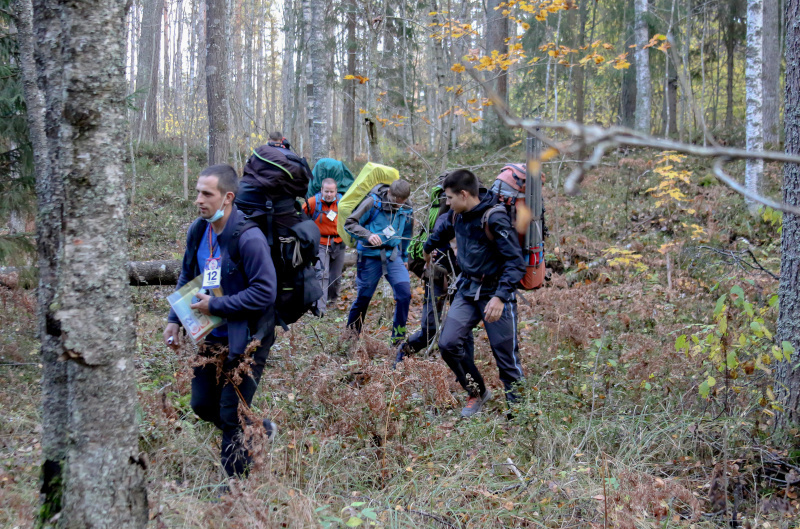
[{"xmin": 1, "ymin": 251, "xmax": 359, "ymax": 289}]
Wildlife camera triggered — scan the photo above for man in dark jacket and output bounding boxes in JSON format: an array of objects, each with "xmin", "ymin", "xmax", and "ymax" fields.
[
  {"xmin": 423, "ymin": 169, "xmax": 526, "ymax": 418},
  {"xmin": 163, "ymin": 164, "xmax": 278, "ymax": 478}
]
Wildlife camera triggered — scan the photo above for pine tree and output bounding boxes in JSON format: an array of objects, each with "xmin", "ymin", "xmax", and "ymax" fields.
[{"xmin": 0, "ymin": 0, "xmax": 35, "ymax": 265}]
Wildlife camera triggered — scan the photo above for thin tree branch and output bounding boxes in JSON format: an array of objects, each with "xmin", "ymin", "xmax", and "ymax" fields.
[{"xmin": 465, "ymin": 68, "xmax": 800, "ymax": 215}]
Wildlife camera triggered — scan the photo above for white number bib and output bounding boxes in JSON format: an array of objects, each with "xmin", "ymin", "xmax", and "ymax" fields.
[
  {"xmin": 382, "ymin": 225, "xmax": 396, "ymax": 238},
  {"xmin": 326, "ymin": 210, "xmax": 337, "ymax": 222},
  {"xmin": 202, "ymin": 257, "xmax": 221, "ymax": 289}
]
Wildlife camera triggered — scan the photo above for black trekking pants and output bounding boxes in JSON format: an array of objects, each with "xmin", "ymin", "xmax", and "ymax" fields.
[
  {"xmin": 407, "ymin": 280, "xmax": 474, "ymax": 357},
  {"xmin": 437, "ymin": 290, "xmax": 524, "ymax": 403},
  {"xmin": 190, "ymin": 323, "xmax": 275, "ymax": 478}
]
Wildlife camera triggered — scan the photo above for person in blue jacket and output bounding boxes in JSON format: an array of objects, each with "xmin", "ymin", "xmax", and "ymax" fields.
[
  {"xmin": 344, "ymin": 180, "xmax": 414, "ymax": 345},
  {"xmin": 163, "ymin": 164, "xmax": 278, "ymax": 479},
  {"xmin": 423, "ymin": 169, "xmax": 526, "ymax": 418}
]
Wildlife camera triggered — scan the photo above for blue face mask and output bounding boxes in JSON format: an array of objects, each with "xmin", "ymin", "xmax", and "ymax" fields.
[{"xmin": 206, "ymin": 208, "xmax": 224, "ymax": 223}]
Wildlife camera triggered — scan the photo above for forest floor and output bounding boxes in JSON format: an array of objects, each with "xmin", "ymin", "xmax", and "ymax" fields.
[{"xmin": 1, "ymin": 140, "xmax": 799, "ymax": 528}]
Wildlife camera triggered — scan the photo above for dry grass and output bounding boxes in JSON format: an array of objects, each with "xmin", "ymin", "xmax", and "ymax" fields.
[{"xmin": 1, "ymin": 147, "xmax": 799, "ymax": 528}]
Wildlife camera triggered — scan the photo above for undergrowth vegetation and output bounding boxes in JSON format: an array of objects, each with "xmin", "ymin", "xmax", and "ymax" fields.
[{"xmin": 1, "ymin": 142, "xmax": 798, "ymax": 528}]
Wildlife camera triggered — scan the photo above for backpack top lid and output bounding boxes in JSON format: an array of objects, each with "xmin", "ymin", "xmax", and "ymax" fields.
[
  {"xmin": 307, "ymin": 158, "xmax": 355, "ymax": 198},
  {"xmin": 337, "ymin": 162, "xmax": 400, "ymax": 248},
  {"xmin": 495, "ymin": 163, "xmax": 527, "ymax": 193},
  {"xmin": 242, "ymin": 144, "xmax": 312, "ymax": 199}
]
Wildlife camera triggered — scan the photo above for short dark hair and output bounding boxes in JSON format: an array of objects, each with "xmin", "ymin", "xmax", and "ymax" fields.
[
  {"xmin": 389, "ymin": 179, "xmax": 411, "ymax": 200},
  {"xmin": 443, "ymin": 169, "xmax": 479, "ymax": 197},
  {"xmin": 199, "ymin": 164, "xmax": 239, "ymax": 196},
  {"xmin": 269, "ymin": 131, "xmax": 283, "ymax": 142}
]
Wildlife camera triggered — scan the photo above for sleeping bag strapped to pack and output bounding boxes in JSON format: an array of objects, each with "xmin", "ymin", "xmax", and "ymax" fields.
[
  {"xmin": 337, "ymin": 162, "xmax": 400, "ymax": 248},
  {"xmin": 307, "ymin": 158, "xmax": 355, "ymax": 198},
  {"xmin": 235, "ymin": 144, "xmax": 322, "ymax": 328},
  {"xmin": 488, "ymin": 163, "xmax": 547, "ymax": 290}
]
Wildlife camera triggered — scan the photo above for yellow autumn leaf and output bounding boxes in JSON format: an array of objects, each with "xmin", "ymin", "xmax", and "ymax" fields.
[{"xmin": 451, "ymin": 63, "xmax": 466, "ymax": 73}]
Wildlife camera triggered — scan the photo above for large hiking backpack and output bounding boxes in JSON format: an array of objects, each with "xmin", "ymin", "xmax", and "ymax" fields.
[
  {"xmin": 242, "ymin": 144, "xmax": 313, "ymax": 199},
  {"xmin": 488, "ymin": 163, "xmax": 547, "ymax": 290},
  {"xmin": 307, "ymin": 158, "xmax": 355, "ymax": 198},
  {"xmin": 337, "ymin": 162, "xmax": 400, "ymax": 247},
  {"xmin": 235, "ymin": 147, "xmax": 322, "ymax": 328}
]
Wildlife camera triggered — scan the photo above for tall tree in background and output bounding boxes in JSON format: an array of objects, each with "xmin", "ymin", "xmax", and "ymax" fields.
[
  {"xmin": 133, "ymin": 0, "xmax": 163, "ymax": 144},
  {"xmin": 16, "ymin": 0, "xmax": 149, "ymax": 524},
  {"xmin": 762, "ymin": 0, "xmax": 781, "ymax": 145},
  {"xmin": 206, "ymin": 0, "xmax": 229, "ymax": 164},
  {"xmin": 342, "ymin": 0, "xmax": 356, "ymax": 164},
  {"xmin": 745, "ymin": 0, "xmax": 764, "ymax": 214},
  {"xmin": 308, "ymin": 0, "xmax": 329, "ymax": 163},
  {"xmin": 0, "ymin": 0, "xmax": 35, "ymax": 255},
  {"xmin": 634, "ymin": 0, "xmax": 651, "ymax": 133},
  {"xmin": 485, "ymin": 0, "xmax": 511, "ymax": 145},
  {"xmin": 778, "ymin": 0, "xmax": 800, "ymax": 428}
]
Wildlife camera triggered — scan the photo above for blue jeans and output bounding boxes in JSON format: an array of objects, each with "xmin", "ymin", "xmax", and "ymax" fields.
[{"xmin": 347, "ymin": 254, "xmax": 411, "ymax": 344}]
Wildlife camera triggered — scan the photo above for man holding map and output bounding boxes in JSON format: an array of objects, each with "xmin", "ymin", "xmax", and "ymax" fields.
[{"xmin": 163, "ymin": 164, "xmax": 278, "ymax": 480}]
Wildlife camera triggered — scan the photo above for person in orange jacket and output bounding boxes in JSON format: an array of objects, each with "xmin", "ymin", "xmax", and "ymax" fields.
[{"xmin": 303, "ymin": 178, "xmax": 345, "ymax": 313}]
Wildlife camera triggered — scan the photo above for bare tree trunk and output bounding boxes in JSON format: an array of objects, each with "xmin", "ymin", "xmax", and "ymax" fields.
[
  {"xmin": 725, "ymin": 0, "xmax": 742, "ymax": 130},
  {"xmin": 574, "ymin": 0, "xmax": 587, "ymax": 123},
  {"xmin": 777, "ymin": 0, "xmax": 800, "ymax": 430},
  {"xmin": 308, "ymin": 0, "xmax": 329, "ymax": 163},
  {"xmin": 162, "ymin": 0, "xmax": 170, "ymax": 126},
  {"xmin": 281, "ymin": 0, "xmax": 296, "ymax": 138},
  {"xmin": 14, "ymin": 0, "xmax": 68, "ymax": 520},
  {"xmin": 342, "ymin": 0, "xmax": 356, "ymax": 164},
  {"xmin": 634, "ymin": 0, "xmax": 651, "ymax": 133},
  {"xmin": 763, "ymin": 0, "xmax": 781, "ymax": 145},
  {"xmin": 133, "ymin": 0, "xmax": 163, "ymax": 144},
  {"xmin": 484, "ymin": 0, "xmax": 510, "ymax": 145},
  {"xmin": 18, "ymin": 0, "xmax": 149, "ymax": 524},
  {"xmin": 746, "ymin": 0, "xmax": 764, "ymax": 214},
  {"xmin": 620, "ymin": 0, "xmax": 637, "ymax": 128},
  {"xmin": 206, "ymin": 0, "xmax": 229, "ymax": 164}
]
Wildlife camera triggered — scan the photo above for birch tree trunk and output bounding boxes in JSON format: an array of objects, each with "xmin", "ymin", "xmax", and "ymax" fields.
[
  {"xmin": 745, "ymin": 0, "xmax": 764, "ymax": 215},
  {"xmin": 17, "ymin": 0, "xmax": 149, "ymax": 524},
  {"xmin": 777, "ymin": 0, "xmax": 800, "ymax": 429},
  {"xmin": 206, "ymin": 0, "xmax": 229, "ymax": 164},
  {"xmin": 634, "ymin": 0, "xmax": 651, "ymax": 133},
  {"xmin": 308, "ymin": 0, "xmax": 329, "ymax": 163},
  {"xmin": 763, "ymin": 0, "xmax": 781, "ymax": 145}
]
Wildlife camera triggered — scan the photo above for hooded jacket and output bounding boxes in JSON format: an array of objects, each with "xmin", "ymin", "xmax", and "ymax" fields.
[
  {"xmin": 344, "ymin": 184, "xmax": 414, "ymax": 261},
  {"xmin": 423, "ymin": 189, "xmax": 525, "ymax": 302},
  {"xmin": 168, "ymin": 205, "xmax": 277, "ymax": 358}
]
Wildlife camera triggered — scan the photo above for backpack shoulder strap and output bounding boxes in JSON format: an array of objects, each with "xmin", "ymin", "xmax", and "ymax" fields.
[
  {"xmin": 481, "ymin": 204, "xmax": 507, "ymax": 242},
  {"xmin": 227, "ymin": 218, "xmax": 260, "ymax": 267},
  {"xmin": 364, "ymin": 193, "xmax": 382, "ymax": 225},
  {"xmin": 185, "ymin": 219, "xmax": 208, "ymax": 270},
  {"xmin": 312, "ymin": 193, "xmax": 322, "ymax": 221}
]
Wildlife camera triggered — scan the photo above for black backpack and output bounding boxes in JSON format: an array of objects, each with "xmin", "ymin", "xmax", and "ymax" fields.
[
  {"xmin": 242, "ymin": 144, "xmax": 312, "ymax": 199},
  {"xmin": 186, "ymin": 212, "xmax": 322, "ymax": 330}
]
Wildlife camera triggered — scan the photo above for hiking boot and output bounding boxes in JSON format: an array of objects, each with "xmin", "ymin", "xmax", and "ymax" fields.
[
  {"xmin": 392, "ymin": 341, "xmax": 412, "ymax": 369},
  {"xmin": 460, "ymin": 388, "xmax": 493, "ymax": 418},
  {"xmin": 262, "ymin": 419, "xmax": 278, "ymax": 441}
]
